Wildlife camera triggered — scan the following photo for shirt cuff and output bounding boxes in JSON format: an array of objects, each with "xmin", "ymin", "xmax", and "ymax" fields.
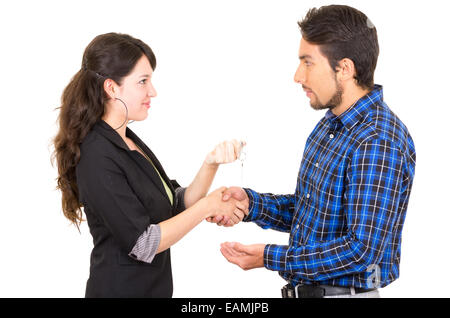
[
  {"xmin": 129, "ymin": 224, "xmax": 161, "ymax": 264},
  {"xmin": 264, "ymin": 244, "xmax": 289, "ymax": 272},
  {"xmin": 243, "ymin": 188, "xmax": 256, "ymax": 222}
]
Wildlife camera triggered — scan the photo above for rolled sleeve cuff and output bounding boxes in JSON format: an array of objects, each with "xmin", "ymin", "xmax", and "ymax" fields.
[
  {"xmin": 264, "ymin": 244, "xmax": 289, "ymax": 272},
  {"xmin": 129, "ymin": 224, "xmax": 161, "ymax": 264}
]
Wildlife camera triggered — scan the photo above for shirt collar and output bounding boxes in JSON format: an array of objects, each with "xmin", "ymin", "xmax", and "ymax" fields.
[{"xmin": 325, "ymin": 84, "xmax": 384, "ymax": 131}]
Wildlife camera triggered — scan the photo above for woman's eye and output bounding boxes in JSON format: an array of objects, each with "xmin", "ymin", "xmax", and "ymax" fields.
[{"xmin": 139, "ymin": 79, "xmax": 147, "ymax": 84}]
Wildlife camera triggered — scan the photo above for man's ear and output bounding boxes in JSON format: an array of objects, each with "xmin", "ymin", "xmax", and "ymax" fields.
[{"xmin": 336, "ymin": 58, "xmax": 356, "ymax": 82}]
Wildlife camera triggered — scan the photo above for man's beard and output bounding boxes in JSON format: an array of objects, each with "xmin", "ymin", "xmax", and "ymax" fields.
[{"xmin": 310, "ymin": 77, "xmax": 343, "ymax": 111}]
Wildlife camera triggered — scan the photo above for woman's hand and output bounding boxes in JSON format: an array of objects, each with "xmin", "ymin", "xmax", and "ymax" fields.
[{"xmin": 205, "ymin": 139, "xmax": 245, "ymax": 166}]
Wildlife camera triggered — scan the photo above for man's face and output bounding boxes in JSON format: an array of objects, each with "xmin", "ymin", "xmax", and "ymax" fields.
[{"xmin": 294, "ymin": 38, "xmax": 343, "ymax": 111}]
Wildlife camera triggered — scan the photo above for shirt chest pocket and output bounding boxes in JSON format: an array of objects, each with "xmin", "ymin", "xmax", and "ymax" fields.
[{"xmin": 310, "ymin": 159, "xmax": 346, "ymax": 196}]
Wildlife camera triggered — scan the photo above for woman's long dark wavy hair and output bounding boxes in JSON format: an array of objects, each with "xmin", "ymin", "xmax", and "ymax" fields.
[{"xmin": 51, "ymin": 32, "xmax": 156, "ymax": 229}]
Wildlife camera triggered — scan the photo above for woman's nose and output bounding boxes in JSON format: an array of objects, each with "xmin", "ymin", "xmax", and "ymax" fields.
[{"xmin": 148, "ymin": 84, "xmax": 157, "ymax": 98}]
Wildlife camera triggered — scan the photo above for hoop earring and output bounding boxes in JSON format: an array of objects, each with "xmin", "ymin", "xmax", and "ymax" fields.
[{"xmin": 114, "ymin": 98, "xmax": 134, "ymax": 130}]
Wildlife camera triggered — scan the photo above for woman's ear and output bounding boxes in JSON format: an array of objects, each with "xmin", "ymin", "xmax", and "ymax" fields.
[{"xmin": 103, "ymin": 79, "xmax": 117, "ymax": 99}]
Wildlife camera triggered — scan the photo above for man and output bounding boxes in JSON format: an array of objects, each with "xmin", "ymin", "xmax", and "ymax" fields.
[{"xmin": 217, "ymin": 5, "xmax": 416, "ymax": 298}]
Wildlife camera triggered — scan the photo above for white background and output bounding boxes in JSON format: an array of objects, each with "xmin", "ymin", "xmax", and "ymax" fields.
[{"xmin": 1, "ymin": 0, "xmax": 449, "ymax": 298}]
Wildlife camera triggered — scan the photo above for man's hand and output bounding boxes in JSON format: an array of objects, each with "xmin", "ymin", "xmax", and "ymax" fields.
[
  {"xmin": 206, "ymin": 187, "xmax": 249, "ymax": 226},
  {"xmin": 222, "ymin": 186, "xmax": 249, "ymax": 202},
  {"xmin": 220, "ymin": 242, "xmax": 265, "ymax": 270}
]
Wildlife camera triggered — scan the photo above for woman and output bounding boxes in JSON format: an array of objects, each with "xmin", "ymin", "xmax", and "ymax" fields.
[{"xmin": 52, "ymin": 32, "xmax": 247, "ymax": 297}]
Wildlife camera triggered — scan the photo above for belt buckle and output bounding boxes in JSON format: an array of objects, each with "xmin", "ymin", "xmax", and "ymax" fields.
[
  {"xmin": 281, "ymin": 285, "xmax": 296, "ymax": 298},
  {"xmin": 283, "ymin": 285, "xmax": 295, "ymax": 298},
  {"xmin": 295, "ymin": 284, "xmax": 301, "ymax": 298}
]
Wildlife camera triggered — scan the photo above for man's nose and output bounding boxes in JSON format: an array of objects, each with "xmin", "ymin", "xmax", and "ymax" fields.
[{"xmin": 294, "ymin": 65, "xmax": 306, "ymax": 84}]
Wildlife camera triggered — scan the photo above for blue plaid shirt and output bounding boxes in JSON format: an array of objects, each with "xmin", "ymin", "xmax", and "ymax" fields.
[{"xmin": 244, "ymin": 85, "xmax": 416, "ymax": 289}]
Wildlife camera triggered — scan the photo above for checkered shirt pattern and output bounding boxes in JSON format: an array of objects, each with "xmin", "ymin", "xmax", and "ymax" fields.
[{"xmin": 244, "ymin": 84, "xmax": 416, "ymax": 288}]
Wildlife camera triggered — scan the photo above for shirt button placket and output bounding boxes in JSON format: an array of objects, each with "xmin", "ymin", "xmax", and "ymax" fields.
[{"xmin": 300, "ymin": 185, "xmax": 313, "ymax": 244}]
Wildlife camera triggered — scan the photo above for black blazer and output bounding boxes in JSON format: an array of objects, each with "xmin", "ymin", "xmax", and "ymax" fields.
[{"xmin": 75, "ymin": 119, "xmax": 184, "ymax": 298}]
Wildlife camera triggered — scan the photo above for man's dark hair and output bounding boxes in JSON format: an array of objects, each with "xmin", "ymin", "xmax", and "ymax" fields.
[{"xmin": 298, "ymin": 5, "xmax": 379, "ymax": 90}]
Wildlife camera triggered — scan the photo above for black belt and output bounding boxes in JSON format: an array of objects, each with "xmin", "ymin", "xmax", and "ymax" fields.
[{"xmin": 281, "ymin": 284, "xmax": 376, "ymax": 298}]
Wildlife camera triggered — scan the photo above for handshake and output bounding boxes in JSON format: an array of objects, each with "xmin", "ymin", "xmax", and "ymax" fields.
[{"xmin": 202, "ymin": 186, "xmax": 250, "ymax": 226}]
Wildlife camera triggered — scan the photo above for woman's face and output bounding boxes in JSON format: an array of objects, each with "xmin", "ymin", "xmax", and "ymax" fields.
[{"xmin": 109, "ymin": 55, "xmax": 157, "ymax": 122}]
